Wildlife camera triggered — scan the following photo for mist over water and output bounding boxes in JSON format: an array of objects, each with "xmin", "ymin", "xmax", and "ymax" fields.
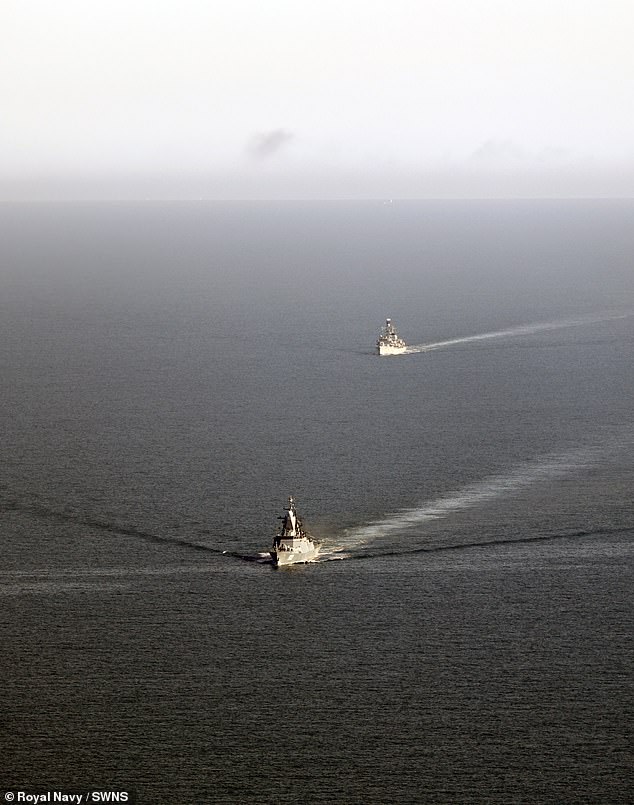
[{"xmin": 2, "ymin": 200, "xmax": 633, "ymax": 804}]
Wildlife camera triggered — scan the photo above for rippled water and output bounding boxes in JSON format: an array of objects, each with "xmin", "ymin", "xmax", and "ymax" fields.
[{"xmin": 2, "ymin": 200, "xmax": 633, "ymax": 804}]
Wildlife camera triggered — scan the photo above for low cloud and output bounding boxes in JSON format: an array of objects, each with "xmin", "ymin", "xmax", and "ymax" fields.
[
  {"xmin": 470, "ymin": 140, "xmax": 574, "ymax": 167},
  {"xmin": 471, "ymin": 139, "xmax": 527, "ymax": 164},
  {"xmin": 246, "ymin": 129, "xmax": 294, "ymax": 159}
]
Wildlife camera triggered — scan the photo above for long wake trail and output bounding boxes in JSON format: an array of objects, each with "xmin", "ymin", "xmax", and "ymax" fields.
[
  {"xmin": 326, "ymin": 440, "xmax": 627, "ymax": 558},
  {"xmin": 0, "ymin": 499, "xmax": 225, "ymax": 556},
  {"xmin": 344, "ymin": 525, "xmax": 634, "ymax": 561},
  {"xmin": 403, "ymin": 311, "xmax": 631, "ymax": 355}
]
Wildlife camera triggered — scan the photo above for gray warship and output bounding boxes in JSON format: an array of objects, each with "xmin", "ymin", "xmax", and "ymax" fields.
[
  {"xmin": 270, "ymin": 497, "xmax": 320, "ymax": 566},
  {"xmin": 377, "ymin": 318, "xmax": 407, "ymax": 355}
]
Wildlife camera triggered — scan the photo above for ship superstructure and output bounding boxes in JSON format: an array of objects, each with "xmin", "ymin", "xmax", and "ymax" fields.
[
  {"xmin": 377, "ymin": 318, "xmax": 407, "ymax": 355},
  {"xmin": 270, "ymin": 497, "xmax": 320, "ymax": 566}
]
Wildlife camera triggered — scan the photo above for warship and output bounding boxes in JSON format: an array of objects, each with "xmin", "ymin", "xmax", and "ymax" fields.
[
  {"xmin": 377, "ymin": 318, "xmax": 407, "ymax": 355},
  {"xmin": 271, "ymin": 497, "xmax": 320, "ymax": 566}
]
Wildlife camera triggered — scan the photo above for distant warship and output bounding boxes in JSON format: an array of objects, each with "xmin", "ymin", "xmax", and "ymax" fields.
[
  {"xmin": 377, "ymin": 318, "xmax": 407, "ymax": 355},
  {"xmin": 270, "ymin": 497, "xmax": 320, "ymax": 567}
]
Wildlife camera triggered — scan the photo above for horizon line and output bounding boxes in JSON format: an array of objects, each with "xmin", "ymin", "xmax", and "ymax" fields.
[{"xmin": 2, "ymin": 195, "xmax": 634, "ymax": 204}]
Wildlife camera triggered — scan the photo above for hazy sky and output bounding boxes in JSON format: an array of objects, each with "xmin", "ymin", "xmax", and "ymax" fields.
[{"xmin": 2, "ymin": 0, "xmax": 634, "ymax": 198}]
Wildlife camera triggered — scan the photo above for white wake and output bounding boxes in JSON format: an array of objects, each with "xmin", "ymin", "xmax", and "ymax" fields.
[
  {"xmin": 403, "ymin": 312, "xmax": 631, "ymax": 355},
  {"xmin": 332, "ymin": 445, "xmax": 606, "ymax": 553}
]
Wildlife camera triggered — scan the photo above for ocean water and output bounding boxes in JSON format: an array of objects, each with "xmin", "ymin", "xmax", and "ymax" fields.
[{"xmin": 1, "ymin": 200, "xmax": 633, "ymax": 804}]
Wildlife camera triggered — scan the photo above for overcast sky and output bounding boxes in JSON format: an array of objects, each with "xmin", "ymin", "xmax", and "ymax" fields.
[{"xmin": 2, "ymin": 0, "xmax": 634, "ymax": 199}]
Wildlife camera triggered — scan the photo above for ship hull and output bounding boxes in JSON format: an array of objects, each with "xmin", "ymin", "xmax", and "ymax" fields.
[
  {"xmin": 271, "ymin": 539, "xmax": 320, "ymax": 566},
  {"xmin": 378, "ymin": 344, "xmax": 407, "ymax": 356}
]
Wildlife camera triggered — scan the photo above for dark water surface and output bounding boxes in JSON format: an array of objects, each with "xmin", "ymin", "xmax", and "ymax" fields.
[{"xmin": 1, "ymin": 201, "xmax": 633, "ymax": 803}]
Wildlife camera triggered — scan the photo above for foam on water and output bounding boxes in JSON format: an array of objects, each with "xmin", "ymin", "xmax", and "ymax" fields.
[
  {"xmin": 404, "ymin": 312, "xmax": 631, "ymax": 355},
  {"xmin": 334, "ymin": 444, "xmax": 608, "ymax": 552}
]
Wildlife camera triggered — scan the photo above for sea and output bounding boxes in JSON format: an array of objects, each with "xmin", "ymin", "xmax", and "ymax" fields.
[{"xmin": 1, "ymin": 199, "xmax": 633, "ymax": 805}]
